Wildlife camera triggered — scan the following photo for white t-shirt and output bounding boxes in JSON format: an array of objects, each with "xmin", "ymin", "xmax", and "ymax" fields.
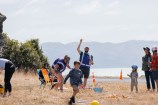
[{"xmin": 0, "ymin": 58, "xmax": 9, "ymax": 70}]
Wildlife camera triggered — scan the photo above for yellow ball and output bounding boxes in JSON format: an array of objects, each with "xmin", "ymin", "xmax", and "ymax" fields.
[{"xmin": 91, "ymin": 100, "xmax": 100, "ymax": 105}]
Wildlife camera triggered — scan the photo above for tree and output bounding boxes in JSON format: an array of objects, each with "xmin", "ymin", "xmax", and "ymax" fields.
[{"xmin": 2, "ymin": 34, "xmax": 49, "ymax": 73}]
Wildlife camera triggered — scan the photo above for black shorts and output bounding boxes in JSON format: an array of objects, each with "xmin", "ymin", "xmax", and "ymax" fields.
[{"xmin": 80, "ymin": 67, "xmax": 90, "ymax": 78}]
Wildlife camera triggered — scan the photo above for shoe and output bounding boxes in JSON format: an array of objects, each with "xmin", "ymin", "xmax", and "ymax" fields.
[
  {"xmin": 68, "ymin": 98, "xmax": 72, "ymax": 105},
  {"xmin": 71, "ymin": 96, "xmax": 75, "ymax": 103}
]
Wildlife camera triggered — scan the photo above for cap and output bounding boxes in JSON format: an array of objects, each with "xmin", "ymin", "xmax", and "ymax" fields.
[
  {"xmin": 152, "ymin": 47, "xmax": 157, "ymax": 52},
  {"xmin": 131, "ymin": 65, "xmax": 138, "ymax": 70},
  {"xmin": 143, "ymin": 47, "xmax": 150, "ymax": 51}
]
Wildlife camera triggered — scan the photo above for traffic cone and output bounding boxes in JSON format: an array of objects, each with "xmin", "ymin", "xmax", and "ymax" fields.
[
  {"xmin": 120, "ymin": 69, "xmax": 123, "ymax": 80},
  {"xmin": 92, "ymin": 72, "xmax": 96, "ymax": 87}
]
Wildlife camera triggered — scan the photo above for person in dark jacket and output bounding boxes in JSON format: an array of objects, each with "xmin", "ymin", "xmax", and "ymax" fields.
[
  {"xmin": 64, "ymin": 61, "xmax": 83, "ymax": 105},
  {"xmin": 0, "ymin": 12, "xmax": 7, "ymax": 34},
  {"xmin": 142, "ymin": 47, "xmax": 155, "ymax": 91},
  {"xmin": 0, "ymin": 58, "xmax": 15, "ymax": 97}
]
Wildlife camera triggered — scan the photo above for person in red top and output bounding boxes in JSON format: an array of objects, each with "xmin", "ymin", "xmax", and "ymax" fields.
[{"xmin": 150, "ymin": 47, "xmax": 158, "ymax": 92}]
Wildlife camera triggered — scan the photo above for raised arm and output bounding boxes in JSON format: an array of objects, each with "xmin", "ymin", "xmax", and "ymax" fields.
[
  {"xmin": 77, "ymin": 39, "xmax": 83, "ymax": 54},
  {"xmin": 0, "ymin": 12, "xmax": 7, "ymax": 23}
]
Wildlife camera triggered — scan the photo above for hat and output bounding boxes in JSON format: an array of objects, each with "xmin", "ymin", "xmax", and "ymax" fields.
[
  {"xmin": 143, "ymin": 47, "xmax": 150, "ymax": 51},
  {"xmin": 152, "ymin": 47, "xmax": 157, "ymax": 52},
  {"xmin": 131, "ymin": 65, "xmax": 138, "ymax": 70}
]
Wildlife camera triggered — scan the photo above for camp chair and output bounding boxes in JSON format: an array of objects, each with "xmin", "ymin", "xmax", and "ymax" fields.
[
  {"xmin": 37, "ymin": 69, "xmax": 52, "ymax": 89},
  {"xmin": 0, "ymin": 84, "xmax": 4, "ymax": 95},
  {"xmin": 37, "ymin": 69, "xmax": 58, "ymax": 89}
]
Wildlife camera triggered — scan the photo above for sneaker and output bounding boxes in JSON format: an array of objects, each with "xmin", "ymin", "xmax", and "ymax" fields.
[
  {"xmin": 71, "ymin": 96, "xmax": 75, "ymax": 103},
  {"xmin": 68, "ymin": 98, "xmax": 73, "ymax": 105}
]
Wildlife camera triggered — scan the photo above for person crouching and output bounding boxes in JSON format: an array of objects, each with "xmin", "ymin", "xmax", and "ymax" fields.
[
  {"xmin": 0, "ymin": 58, "xmax": 15, "ymax": 97},
  {"xmin": 64, "ymin": 61, "xmax": 83, "ymax": 105},
  {"xmin": 128, "ymin": 65, "xmax": 139, "ymax": 93}
]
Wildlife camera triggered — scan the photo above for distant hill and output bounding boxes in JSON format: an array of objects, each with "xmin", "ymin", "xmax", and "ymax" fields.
[{"xmin": 41, "ymin": 40, "xmax": 158, "ymax": 68}]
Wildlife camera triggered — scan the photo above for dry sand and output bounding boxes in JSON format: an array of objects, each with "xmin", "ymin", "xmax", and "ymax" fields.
[{"xmin": 0, "ymin": 73, "xmax": 158, "ymax": 105}]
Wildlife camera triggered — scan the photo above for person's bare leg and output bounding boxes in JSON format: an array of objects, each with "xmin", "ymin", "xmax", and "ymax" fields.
[
  {"xmin": 3, "ymin": 91, "xmax": 6, "ymax": 97},
  {"xmin": 73, "ymin": 90, "xmax": 79, "ymax": 97},
  {"xmin": 60, "ymin": 75, "xmax": 64, "ymax": 92},
  {"xmin": 83, "ymin": 78, "xmax": 88, "ymax": 87},
  {"xmin": 54, "ymin": 74, "xmax": 61, "ymax": 90}
]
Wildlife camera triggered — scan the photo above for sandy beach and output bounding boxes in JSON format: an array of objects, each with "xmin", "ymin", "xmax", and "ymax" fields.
[{"xmin": 0, "ymin": 73, "xmax": 158, "ymax": 105}]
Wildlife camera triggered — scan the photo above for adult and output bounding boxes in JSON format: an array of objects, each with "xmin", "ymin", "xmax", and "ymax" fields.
[
  {"xmin": 52, "ymin": 55, "xmax": 71, "ymax": 92},
  {"xmin": 0, "ymin": 12, "xmax": 7, "ymax": 34},
  {"xmin": 77, "ymin": 39, "xmax": 94, "ymax": 87},
  {"xmin": 142, "ymin": 47, "xmax": 155, "ymax": 91},
  {"xmin": 150, "ymin": 47, "xmax": 158, "ymax": 92},
  {"xmin": 0, "ymin": 58, "xmax": 15, "ymax": 97}
]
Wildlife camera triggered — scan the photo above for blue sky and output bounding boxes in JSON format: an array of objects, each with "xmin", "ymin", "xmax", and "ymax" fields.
[{"xmin": 0, "ymin": 0, "xmax": 158, "ymax": 43}]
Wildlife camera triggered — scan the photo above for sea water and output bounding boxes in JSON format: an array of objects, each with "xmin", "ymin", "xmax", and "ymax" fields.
[
  {"xmin": 63, "ymin": 68, "xmax": 144, "ymax": 77},
  {"xmin": 63, "ymin": 68, "xmax": 146, "ymax": 83}
]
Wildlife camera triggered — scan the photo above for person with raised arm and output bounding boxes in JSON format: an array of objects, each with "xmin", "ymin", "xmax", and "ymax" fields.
[
  {"xmin": 0, "ymin": 12, "xmax": 7, "ymax": 34},
  {"xmin": 77, "ymin": 39, "xmax": 94, "ymax": 87}
]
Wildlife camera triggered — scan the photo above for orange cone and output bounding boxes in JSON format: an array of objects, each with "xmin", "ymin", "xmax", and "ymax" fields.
[
  {"xmin": 92, "ymin": 72, "xmax": 96, "ymax": 87},
  {"xmin": 120, "ymin": 70, "xmax": 123, "ymax": 80}
]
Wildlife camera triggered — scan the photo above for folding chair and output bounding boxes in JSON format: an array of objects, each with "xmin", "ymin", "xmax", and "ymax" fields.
[
  {"xmin": 0, "ymin": 84, "xmax": 4, "ymax": 95},
  {"xmin": 37, "ymin": 69, "xmax": 45, "ymax": 89}
]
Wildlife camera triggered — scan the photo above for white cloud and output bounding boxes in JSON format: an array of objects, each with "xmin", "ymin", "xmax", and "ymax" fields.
[
  {"xmin": 107, "ymin": 0, "xmax": 119, "ymax": 9},
  {"xmin": 13, "ymin": 0, "xmax": 46, "ymax": 16},
  {"xmin": 63, "ymin": 0, "xmax": 72, "ymax": 6},
  {"xmin": 74, "ymin": 0, "xmax": 101, "ymax": 15},
  {"xmin": 0, "ymin": 0, "xmax": 19, "ymax": 4},
  {"xmin": 104, "ymin": 0, "xmax": 121, "ymax": 16}
]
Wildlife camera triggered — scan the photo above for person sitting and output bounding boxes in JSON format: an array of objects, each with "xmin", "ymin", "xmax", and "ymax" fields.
[{"xmin": 39, "ymin": 63, "xmax": 52, "ymax": 85}]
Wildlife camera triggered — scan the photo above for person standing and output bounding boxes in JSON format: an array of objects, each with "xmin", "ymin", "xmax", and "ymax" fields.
[
  {"xmin": 0, "ymin": 12, "xmax": 7, "ymax": 34},
  {"xmin": 77, "ymin": 39, "xmax": 94, "ymax": 87},
  {"xmin": 150, "ymin": 47, "xmax": 158, "ymax": 92},
  {"xmin": 142, "ymin": 47, "xmax": 155, "ymax": 91},
  {"xmin": 128, "ymin": 65, "xmax": 139, "ymax": 93},
  {"xmin": 0, "ymin": 58, "xmax": 15, "ymax": 97},
  {"xmin": 52, "ymin": 55, "xmax": 71, "ymax": 92}
]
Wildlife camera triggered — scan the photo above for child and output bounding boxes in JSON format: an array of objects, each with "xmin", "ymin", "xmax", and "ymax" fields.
[
  {"xmin": 127, "ymin": 65, "xmax": 138, "ymax": 93},
  {"xmin": 64, "ymin": 61, "xmax": 83, "ymax": 105}
]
